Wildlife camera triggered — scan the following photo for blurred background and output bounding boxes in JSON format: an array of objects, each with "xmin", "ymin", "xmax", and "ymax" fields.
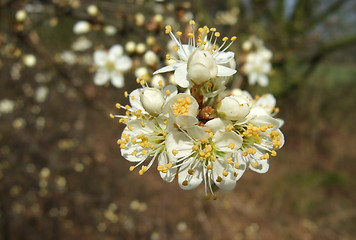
[{"xmin": 1, "ymin": 0, "xmax": 356, "ymax": 239}]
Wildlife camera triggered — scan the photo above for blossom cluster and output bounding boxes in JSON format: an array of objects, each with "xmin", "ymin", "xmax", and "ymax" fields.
[{"xmin": 112, "ymin": 21, "xmax": 284, "ymax": 199}]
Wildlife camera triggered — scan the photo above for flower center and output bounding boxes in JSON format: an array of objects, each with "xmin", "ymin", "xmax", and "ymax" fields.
[
  {"xmin": 172, "ymin": 97, "xmax": 192, "ymax": 116},
  {"xmin": 105, "ymin": 60, "xmax": 116, "ymax": 72}
]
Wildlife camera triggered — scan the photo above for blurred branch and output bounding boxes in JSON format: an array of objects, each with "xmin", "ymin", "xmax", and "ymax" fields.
[{"xmin": 309, "ymin": 0, "xmax": 345, "ymax": 29}]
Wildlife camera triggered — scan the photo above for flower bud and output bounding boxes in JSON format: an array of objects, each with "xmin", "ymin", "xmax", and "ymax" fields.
[
  {"xmin": 217, "ymin": 95, "xmax": 251, "ymax": 120},
  {"xmin": 143, "ymin": 50, "xmax": 158, "ymax": 67},
  {"xmin": 140, "ymin": 88, "xmax": 165, "ymax": 116},
  {"xmin": 73, "ymin": 21, "xmax": 90, "ymax": 34},
  {"xmin": 187, "ymin": 50, "xmax": 217, "ymax": 85}
]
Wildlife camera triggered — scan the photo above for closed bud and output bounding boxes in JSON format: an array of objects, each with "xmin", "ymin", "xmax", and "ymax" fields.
[
  {"xmin": 187, "ymin": 50, "xmax": 217, "ymax": 85},
  {"xmin": 140, "ymin": 88, "xmax": 165, "ymax": 116},
  {"xmin": 217, "ymin": 96, "xmax": 251, "ymax": 120}
]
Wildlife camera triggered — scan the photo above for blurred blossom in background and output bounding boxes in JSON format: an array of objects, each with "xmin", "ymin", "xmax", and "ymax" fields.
[{"xmin": 1, "ymin": 0, "xmax": 356, "ymax": 240}]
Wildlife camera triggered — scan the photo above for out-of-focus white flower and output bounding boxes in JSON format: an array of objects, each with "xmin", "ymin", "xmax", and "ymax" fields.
[
  {"xmin": 72, "ymin": 37, "xmax": 92, "ymax": 51},
  {"xmin": 93, "ymin": 44, "xmax": 132, "ymax": 88},
  {"xmin": 136, "ymin": 43, "xmax": 146, "ymax": 54},
  {"xmin": 244, "ymin": 50, "xmax": 272, "ymax": 87},
  {"xmin": 60, "ymin": 51, "xmax": 77, "ymax": 65},
  {"xmin": 146, "ymin": 36, "xmax": 156, "ymax": 46},
  {"xmin": 143, "ymin": 50, "xmax": 158, "ymax": 67},
  {"xmin": 0, "ymin": 99, "xmax": 15, "ymax": 116},
  {"xmin": 135, "ymin": 13, "xmax": 145, "ymax": 26},
  {"xmin": 16, "ymin": 10, "xmax": 27, "ymax": 22},
  {"xmin": 154, "ymin": 22, "xmax": 237, "ymax": 88},
  {"xmin": 73, "ymin": 21, "xmax": 91, "ymax": 34},
  {"xmin": 135, "ymin": 67, "xmax": 149, "ymax": 79},
  {"xmin": 22, "ymin": 54, "xmax": 37, "ymax": 67},
  {"xmin": 125, "ymin": 41, "xmax": 136, "ymax": 54},
  {"xmin": 87, "ymin": 5, "xmax": 99, "ymax": 16},
  {"xmin": 35, "ymin": 86, "xmax": 49, "ymax": 103},
  {"xmin": 242, "ymin": 40, "xmax": 252, "ymax": 51},
  {"xmin": 151, "ymin": 74, "xmax": 166, "ymax": 89},
  {"xmin": 103, "ymin": 25, "xmax": 117, "ymax": 36}
]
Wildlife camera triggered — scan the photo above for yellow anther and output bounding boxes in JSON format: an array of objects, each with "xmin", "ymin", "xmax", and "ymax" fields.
[
  {"xmin": 189, "ymin": 20, "xmax": 195, "ymax": 25},
  {"xmin": 115, "ymin": 103, "xmax": 121, "ymax": 109},
  {"xmin": 173, "ymin": 45, "xmax": 178, "ymax": 51},
  {"xmin": 165, "ymin": 89, "xmax": 170, "ymax": 96},
  {"xmin": 242, "ymin": 152, "xmax": 248, "ymax": 157},
  {"xmin": 172, "ymin": 149, "xmax": 178, "ymax": 156},
  {"xmin": 268, "ymin": 124, "xmax": 274, "ymax": 128},
  {"xmin": 199, "ymin": 151, "xmax": 205, "ymax": 157},
  {"xmin": 128, "ymin": 125, "xmax": 133, "ymax": 131},
  {"xmin": 125, "ymin": 105, "xmax": 131, "ymax": 110},
  {"xmin": 188, "ymin": 169, "xmax": 194, "ymax": 175},
  {"xmin": 142, "ymin": 150, "xmax": 148, "ymax": 155},
  {"xmin": 166, "ymin": 54, "xmax": 171, "ymax": 60},
  {"xmin": 172, "ymin": 97, "xmax": 192, "ymax": 116},
  {"xmin": 157, "ymin": 165, "xmax": 163, "ymax": 171},
  {"xmin": 228, "ymin": 143, "xmax": 235, "ymax": 150},
  {"xmin": 124, "ymin": 91, "xmax": 128, "ymax": 98},
  {"xmin": 204, "ymin": 194, "xmax": 211, "ymax": 200},
  {"xmin": 213, "ymin": 194, "xmax": 218, "ymax": 200},
  {"xmin": 109, "ymin": 113, "xmax": 114, "ymax": 119},
  {"xmin": 252, "ymin": 162, "xmax": 258, "ymax": 167},
  {"xmin": 129, "ymin": 166, "xmax": 135, "ymax": 171},
  {"xmin": 140, "ymin": 80, "xmax": 145, "ymax": 85},
  {"xmin": 222, "ymin": 37, "xmax": 228, "ymax": 41},
  {"xmin": 131, "ymin": 139, "xmax": 137, "ymax": 144},
  {"xmin": 192, "ymin": 145, "xmax": 199, "ymax": 151},
  {"xmin": 201, "ymin": 138, "xmax": 207, "ymax": 144},
  {"xmin": 182, "ymin": 180, "xmax": 188, "ymax": 186},
  {"xmin": 205, "ymin": 128, "xmax": 211, "ymax": 133},
  {"xmin": 210, "ymin": 28, "xmax": 216, "ymax": 32},
  {"xmin": 188, "ymin": 33, "xmax": 194, "ymax": 38},
  {"xmin": 136, "ymin": 78, "xmax": 140, "ymax": 83},
  {"xmin": 231, "ymin": 36, "xmax": 237, "ymax": 41},
  {"xmin": 141, "ymin": 121, "xmax": 145, "ymax": 127},
  {"xmin": 216, "ymin": 176, "xmax": 223, "ymax": 182},
  {"xmin": 214, "ymin": 32, "xmax": 220, "ymax": 37},
  {"xmin": 264, "ymin": 153, "xmax": 270, "ymax": 159},
  {"xmin": 209, "ymin": 132, "xmax": 214, "ymax": 138},
  {"xmin": 139, "ymin": 170, "xmax": 144, "ymax": 175},
  {"xmin": 225, "ymin": 125, "xmax": 234, "ymax": 131},
  {"xmin": 207, "ymin": 165, "xmax": 212, "ymax": 170},
  {"xmin": 227, "ymin": 157, "xmax": 233, "ymax": 164},
  {"xmin": 235, "ymin": 162, "xmax": 240, "ymax": 169},
  {"xmin": 222, "ymin": 170, "xmax": 228, "ymax": 177},
  {"xmin": 260, "ymin": 125, "xmax": 268, "ymax": 132},
  {"xmin": 271, "ymin": 150, "xmax": 277, "ymax": 156},
  {"xmin": 131, "ymin": 151, "xmax": 137, "ymax": 156},
  {"xmin": 131, "ymin": 96, "xmax": 135, "ymax": 100},
  {"xmin": 165, "ymin": 25, "xmax": 172, "ymax": 34},
  {"xmin": 210, "ymin": 155, "xmax": 216, "ymax": 162},
  {"xmin": 274, "ymin": 107, "xmax": 280, "ymax": 113},
  {"xmin": 234, "ymin": 172, "xmax": 238, "ymax": 177}
]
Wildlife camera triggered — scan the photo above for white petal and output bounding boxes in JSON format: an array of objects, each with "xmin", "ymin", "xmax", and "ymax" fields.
[
  {"xmin": 214, "ymin": 51, "xmax": 234, "ymax": 64},
  {"xmin": 94, "ymin": 69, "xmax": 109, "ymax": 85},
  {"xmin": 158, "ymin": 152, "xmax": 177, "ymax": 182},
  {"xmin": 174, "ymin": 64, "xmax": 190, "ymax": 88},
  {"xmin": 213, "ymin": 131, "xmax": 243, "ymax": 152},
  {"xmin": 178, "ymin": 159, "xmax": 203, "ymax": 190},
  {"xmin": 248, "ymin": 73, "xmax": 258, "ymax": 85},
  {"xmin": 110, "ymin": 72, "xmax": 124, "ymax": 88},
  {"xmin": 153, "ymin": 63, "xmax": 184, "ymax": 75},
  {"xmin": 255, "ymin": 94, "xmax": 276, "ymax": 112},
  {"xmin": 258, "ymin": 74, "xmax": 269, "ymax": 87},
  {"xmin": 115, "ymin": 55, "xmax": 132, "ymax": 72},
  {"xmin": 93, "ymin": 50, "xmax": 107, "ymax": 66},
  {"xmin": 250, "ymin": 159, "xmax": 269, "ymax": 173},
  {"xmin": 175, "ymin": 115, "xmax": 199, "ymax": 129},
  {"xmin": 129, "ymin": 89, "xmax": 145, "ymax": 111},
  {"xmin": 108, "ymin": 44, "xmax": 123, "ymax": 61},
  {"xmin": 212, "ymin": 158, "xmax": 237, "ymax": 190},
  {"xmin": 205, "ymin": 118, "xmax": 231, "ymax": 133},
  {"xmin": 163, "ymin": 85, "xmax": 178, "ymax": 100},
  {"xmin": 217, "ymin": 65, "xmax": 237, "ymax": 76},
  {"xmin": 166, "ymin": 131, "xmax": 193, "ymax": 159}
]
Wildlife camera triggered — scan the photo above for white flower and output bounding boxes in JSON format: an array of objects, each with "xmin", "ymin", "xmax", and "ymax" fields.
[
  {"xmin": 103, "ymin": 25, "xmax": 117, "ymax": 36},
  {"xmin": 165, "ymin": 122, "xmax": 244, "ymax": 198},
  {"xmin": 143, "ymin": 50, "xmax": 158, "ymax": 67},
  {"xmin": 22, "ymin": 54, "xmax": 37, "ymax": 67},
  {"xmin": 73, "ymin": 21, "xmax": 91, "ymax": 34},
  {"xmin": 140, "ymin": 88, "xmax": 165, "ymax": 116},
  {"xmin": 125, "ymin": 41, "xmax": 136, "ymax": 54},
  {"xmin": 72, "ymin": 36, "xmax": 92, "ymax": 51},
  {"xmin": 93, "ymin": 45, "xmax": 132, "ymax": 88},
  {"xmin": 87, "ymin": 5, "xmax": 99, "ymax": 16},
  {"xmin": 154, "ymin": 22, "xmax": 237, "ymax": 88},
  {"xmin": 0, "ymin": 99, "xmax": 15, "ymax": 116},
  {"xmin": 244, "ymin": 51, "xmax": 271, "ymax": 87},
  {"xmin": 16, "ymin": 10, "xmax": 27, "ymax": 22}
]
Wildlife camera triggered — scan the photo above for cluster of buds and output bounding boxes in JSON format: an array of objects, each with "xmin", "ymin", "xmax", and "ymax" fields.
[{"xmin": 112, "ymin": 21, "xmax": 284, "ymax": 199}]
